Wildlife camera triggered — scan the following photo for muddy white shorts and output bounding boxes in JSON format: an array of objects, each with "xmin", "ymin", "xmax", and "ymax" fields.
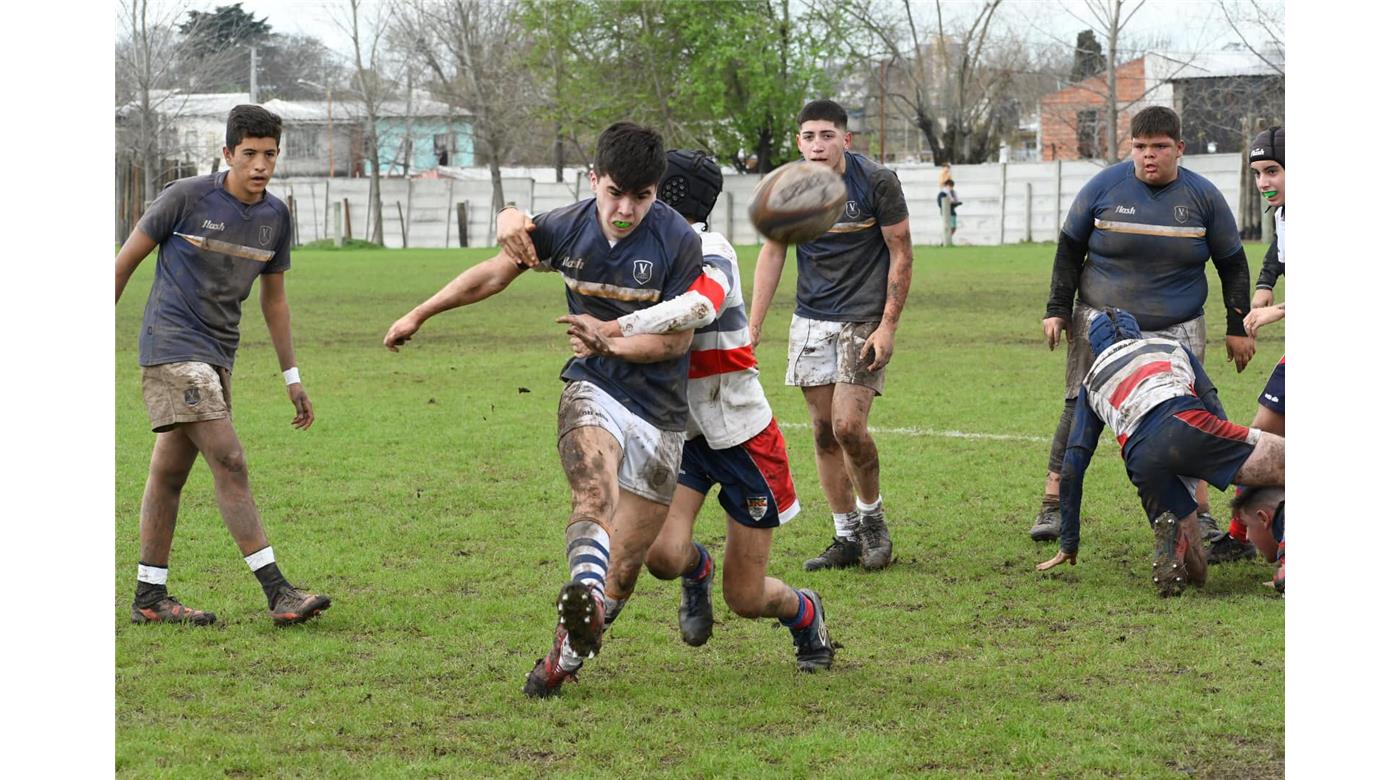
[
  {"xmin": 784, "ymin": 315, "xmax": 885, "ymax": 394},
  {"xmin": 557, "ymin": 380, "xmax": 684, "ymax": 504}
]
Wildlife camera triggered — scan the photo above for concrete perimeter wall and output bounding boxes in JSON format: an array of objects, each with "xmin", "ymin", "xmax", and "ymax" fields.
[{"xmin": 268, "ymin": 153, "xmax": 1244, "ymax": 249}]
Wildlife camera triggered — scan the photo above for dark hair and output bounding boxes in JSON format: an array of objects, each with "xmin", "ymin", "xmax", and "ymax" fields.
[
  {"xmin": 1231, "ymin": 485, "xmax": 1284, "ymax": 514},
  {"xmin": 797, "ymin": 99, "xmax": 848, "ymax": 130},
  {"xmin": 659, "ymin": 149, "xmax": 723, "ymax": 225},
  {"xmin": 1129, "ymin": 106, "xmax": 1181, "ymax": 142},
  {"xmin": 944, "ymin": 179, "xmax": 955, "ymax": 187},
  {"xmin": 226, "ymin": 105, "xmax": 282, "ymax": 151},
  {"xmin": 594, "ymin": 121, "xmax": 666, "ymax": 194}
]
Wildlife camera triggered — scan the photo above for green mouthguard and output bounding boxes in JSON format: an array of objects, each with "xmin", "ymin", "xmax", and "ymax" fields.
[
  {"xmin": 612, "ymin": 220, "xmax": 632, "ymax": 229},
  {"xmin": 1263, "ymin": 190, "xmax": 1278, "ymax": 199}
]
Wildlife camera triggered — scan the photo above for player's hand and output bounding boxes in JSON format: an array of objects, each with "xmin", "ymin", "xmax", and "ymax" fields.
[
  {"xmin": 383, "ymin": 313, "xmax": 423, "ymax": 352},
  {"xmin": 749, "ymin": 320, "xmax": 764, "ymax": 348},
  {"xmin": 1225, "ymin": 334, "xmax": 1255, "ymax": 373},
  {"xmin": 1243, "ymin": 304, "xmax": 1284, "ymax": 337},
  {"xmin": 287, "ymin": 383, "xmax": 314, "ymax": 430},
  {"xmin": 860, "ymin": 323, "xmax": 896, "ymax": 371},
  {"xmin": 1042, "ymin": 317, "xmax": 1069, "ymax": 350},
  {"xmin": 1036, "ymin": 550, "xmax": 1077, "ymax": 571},
  {"xmin": 1251, "ymin": 289, "xmax": 1274, "ymax": 310},
  {"xmin": 558, "ymin": 314, "xmax": 615, "ymax": 357},
  {"xmin": 496, "ymin": 208, "xmax": 539, "ymax": 268}
]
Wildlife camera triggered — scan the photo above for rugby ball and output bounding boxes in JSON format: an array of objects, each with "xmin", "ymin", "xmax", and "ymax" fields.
[{"xmin": 748, "ymin": 161, "xmax": 847, "ymax": 245}]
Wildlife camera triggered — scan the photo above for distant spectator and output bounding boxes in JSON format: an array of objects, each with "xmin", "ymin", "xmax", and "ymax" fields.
[{"xmin": 936, "ymin": 180, "xmax": 962, "ymax": 240}]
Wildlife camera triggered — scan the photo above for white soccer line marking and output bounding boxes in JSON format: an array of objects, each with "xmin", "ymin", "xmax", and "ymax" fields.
[{"xmin": 779, "ymin": 421, "xmax": 1049, "ymax": 443}]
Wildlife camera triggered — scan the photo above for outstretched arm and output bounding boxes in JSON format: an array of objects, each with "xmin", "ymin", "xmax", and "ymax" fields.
[
  {"xmin": 260, "ymin": 272, "xmax": 313, "ymax": 429},
  {"xmin": 1039, "ymin": 390, "xmax": 1103, "ymax": 570},
  {"xmin": 383, "ymin": 254, "xmax": 526, "ymax": 351}
]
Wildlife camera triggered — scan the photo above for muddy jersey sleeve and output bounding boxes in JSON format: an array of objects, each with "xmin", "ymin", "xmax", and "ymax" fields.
[
  {"xmin": 136, "ymin": 181, "xmax": 191, "ymax": 243},
  {"xmin": 870, "ymin": 168, "xmax": 910, "ymax": 226}
]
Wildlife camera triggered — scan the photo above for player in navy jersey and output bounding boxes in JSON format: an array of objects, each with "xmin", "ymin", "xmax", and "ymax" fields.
[
  {"xmin": 748, "ymin": 99, "xmax": 914, "ymax": 573},
  {"xmin": 1035, "ymin": 309, "xmax": 1284, "ymax": 597},
  {"xmin": 557, "ymin": 150, "xmax": 835, "ymax": 672},
  {"xmin": 385, "ymin": 123, "xmax": 720, "ymax": 698},
  {"xmin": 1033, "ymin": 106, "xmax": 1256, "ymax": 552},
  {"xmin": 114, "ymin": 106, "xmax": 330, "ymax": 627}
]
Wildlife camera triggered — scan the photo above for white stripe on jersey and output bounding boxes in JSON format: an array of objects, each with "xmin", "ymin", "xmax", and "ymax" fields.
[
  {"xmin": 691, "ymin": 327, "xmax": 752, "ymax": 352},
  {"xmin": 1083, "ymin": 337, "xmax": 1198, "ymax": 442}
]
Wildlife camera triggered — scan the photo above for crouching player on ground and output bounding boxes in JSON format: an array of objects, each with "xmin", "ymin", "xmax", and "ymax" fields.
[
  {"xmin": 1035, "ymin": 309, "xmax": 1285, "ymax": 597},
  {"xmin": 560, "ymin": 150, "xmax": 835, "ymax": 672},
  {"xmin": 1231, "ymin": 486, "xmax": 1284, "ymax": 593}
]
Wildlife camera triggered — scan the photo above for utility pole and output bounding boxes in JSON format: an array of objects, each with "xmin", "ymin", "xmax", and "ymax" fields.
[
  {"xmin": 879, "ymin": 59, "xmax": 887, "ymax": 162},
  {"xmin": 249, "ymin": 46, "xmax": 259, "ymax": 103}
]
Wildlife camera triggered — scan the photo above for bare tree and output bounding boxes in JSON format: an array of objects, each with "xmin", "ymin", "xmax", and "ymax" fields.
[
  {"xmin": 1065, "ymin": 0, "xmax": 1145, "ymax": 162},
  {"xmin": 335, "ymin": 0, "xmax": 391, "ymax": 245},
  {"xmin": 831, "ymin": 0, "xmax": 1020, "ymax": 164},
  {"xmin": 116, "ymin": 0, "xmax": 235, "ymax": 204},
  {"xmin": 399, "ymin": 0, "xmax": 537, "ymax": 217},
  {"xmin": 1217, "ymin": 0, "xmax": 1284, "ymax": 75}
]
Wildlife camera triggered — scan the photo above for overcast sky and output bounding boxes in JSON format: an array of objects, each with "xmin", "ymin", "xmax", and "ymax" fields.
[{"xmin": 224, "ymin": 0, "xmax": 1276, "ymax": 60}]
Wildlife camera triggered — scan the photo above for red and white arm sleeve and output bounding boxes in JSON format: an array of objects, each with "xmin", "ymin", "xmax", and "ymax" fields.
[{"xmin": 617, "ymin": 264, "xmax": 730, "ymax": 335}]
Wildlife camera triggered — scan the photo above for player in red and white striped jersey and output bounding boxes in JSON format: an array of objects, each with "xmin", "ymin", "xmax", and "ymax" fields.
[
  {"xmin": 1036, "ymin": 308, "xmax": 1284, "ymax": 597},
  {"xmin": 560, "ymin": 150, "xmax": 835, "ymax": 672}
]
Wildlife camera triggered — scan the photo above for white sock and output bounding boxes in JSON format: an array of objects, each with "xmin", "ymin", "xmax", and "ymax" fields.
[
  {"xmin": 856, "ymin": 495, "xmax": 884, "ymax": 516},
  {"xmin": 833, "ymin": 511, "xmax": 860, "ymax": 539},
  {"xmin": 244, "ymin": 546, "xmax": 275, "ymax": 571},
  {"xmin": 137, "ymin": 563, "xmax": 168, "ymax": 585}
]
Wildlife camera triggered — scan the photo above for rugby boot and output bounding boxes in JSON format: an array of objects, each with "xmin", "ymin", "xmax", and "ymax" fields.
[
  {"xmin": 556, "ymin": 581, "xmax": 605, "ymax": 659},
  {"xmin": 1151, "ymin": 511, "xmax": 1190, "ymax": 598},
  {"xmin": 678, "ymin": 561, "xmax": 715, "ymax": 647},
  {"xmin": 790, "ymin": 589, "xmax": 835, "ymax": 672},
  {"xmin": 1206, "ymin": 534, "xmax": 1258, "ymax": 565},
  {"xmin": 855, "ymin": 513, "xmax": 893, "ymax": 570},
  {"xmin": 523, "ymin": 623, "xmax": 581, "ymax": 699},
  {"xmin": 1029, "ymin": 504, "xmax": 1062, "ymax": 542},
  {"xmin": 1196, "ymin": 511, "xmax": 1225, "ymax": 543},
  {"xmin": 130, "ymin": 596, "xmax": 217, "ymax": 626},
  {"xmin": 269, "ymin": 585, "xmax": 331, "ymax": 626},
  {"xmin": 803, "ymin": 537, "xmax": 861, "ymax": 571}
]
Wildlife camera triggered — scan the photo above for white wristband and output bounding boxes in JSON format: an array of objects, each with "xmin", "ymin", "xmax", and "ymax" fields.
[{"xmin": 283, "ymin": 367, "xmax": 301, "ymax": 386}]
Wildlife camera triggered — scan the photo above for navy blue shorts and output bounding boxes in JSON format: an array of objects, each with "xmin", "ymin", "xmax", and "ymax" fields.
[
  {"xmin": 676, "ymin": 417, "xmax": 800, "ymax": 529},
  {"xmin": 1124, "ymin": 403, "xmax": 1259, "ymax": 521},
  {"xmin": 1259, "ymin": 356, "xmax": 1285, "ymax": 415}
]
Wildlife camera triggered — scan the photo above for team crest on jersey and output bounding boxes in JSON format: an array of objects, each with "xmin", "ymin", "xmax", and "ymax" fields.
[
  {"xmin": 259, "ymin": 225, "xmax": 273, "ymax": 246},
  {"xmin": 1173, "ymin": 205, "xmax": 1189, "ymax": 224},
  {"xmin": 633, "ymin": 259, "xmax": 653, "ymax": 285},
  {"xmin": 747, "ymin": 496, "xmax": 769, "ymax": 521},
  {"xmin": 844, "ymin": 200, "xmax": 860, "ymax": 219}
]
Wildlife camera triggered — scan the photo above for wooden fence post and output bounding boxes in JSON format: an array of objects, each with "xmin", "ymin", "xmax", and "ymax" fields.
[{"xmin": 457, "ymin": 202, "xmax": 469, "ymax": 247}]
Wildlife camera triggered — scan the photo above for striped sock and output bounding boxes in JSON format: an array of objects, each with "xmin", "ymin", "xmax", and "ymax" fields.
[
  {"xmin": 682, "ymin": 542, "xmax": 712, "ymax": 582},
  {"xmin": 565, "ymin": 520, "xmax": 610, "ymax": 600},
  {"xmin": 833, "ymin": 511, "xmax": 860, "ymax": 540},
  {"xmin": 779, "ymin": 589, "xmax": 815, "ymax": 631}
]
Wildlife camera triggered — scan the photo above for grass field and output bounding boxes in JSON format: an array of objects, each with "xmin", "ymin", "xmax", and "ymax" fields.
[{"xmin": 115, "ymin": 242, "xmax": 1284, "ymax": 778}]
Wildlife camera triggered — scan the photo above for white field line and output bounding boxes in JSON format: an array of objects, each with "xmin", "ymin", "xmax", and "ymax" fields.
[{"xmin": 779, "ymin": 421, "xmax": 1050, "ymax": 444}]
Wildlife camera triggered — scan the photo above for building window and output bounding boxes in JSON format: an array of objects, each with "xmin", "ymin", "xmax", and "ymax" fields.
[{"xmin": 434, "ymin": 133, "xmax": 456, "ymax": 166}]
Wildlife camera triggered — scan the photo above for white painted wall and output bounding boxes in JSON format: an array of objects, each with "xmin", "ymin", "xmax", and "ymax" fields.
[{"xmin": 266, "ymin": 153, "xmax": 1246, "ymax": 249}]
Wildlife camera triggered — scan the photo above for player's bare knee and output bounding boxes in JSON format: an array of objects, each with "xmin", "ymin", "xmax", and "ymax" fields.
[
  {"xmin": 832, "ymin": 417, "xmax": 871, "ymax": 451},
  {"xmin": 812, "ymin": 420, "xmax": 839, "ymax": 453},
  {"xmin": 722, "ymin": 585, "xmax": 765, "ymax": 619},
  {"xmin": 212, "ymin": 447, "xmax": 248, "ymax": 478},
  {"xmin": 644, "ymin": 545, "xmax": 685, "ymax": 580}
]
